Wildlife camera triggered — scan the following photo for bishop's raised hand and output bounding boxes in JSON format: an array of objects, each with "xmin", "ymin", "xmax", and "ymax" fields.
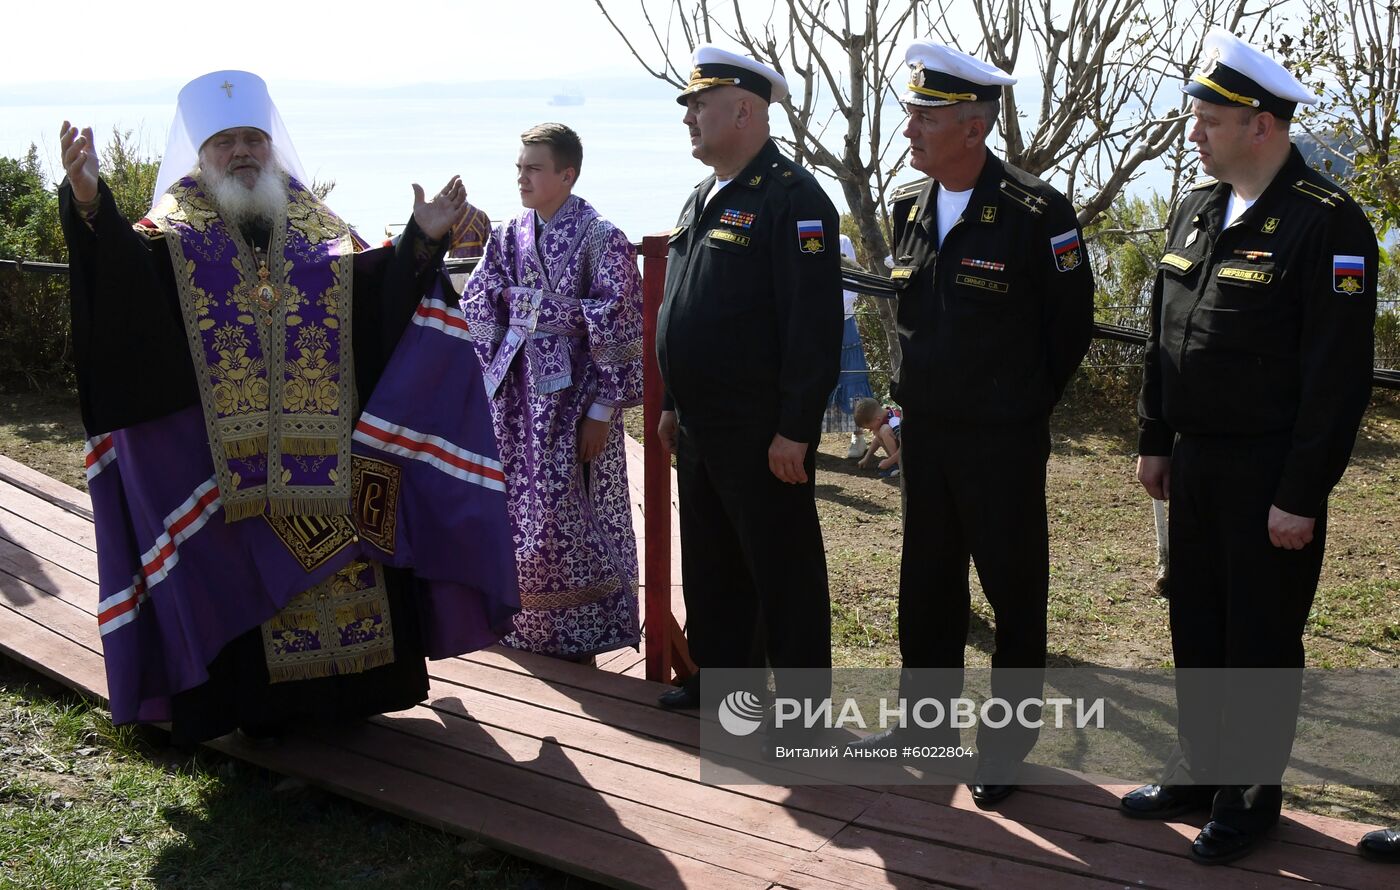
[
  {"xmin": 411, "ymin": 175, "xmax": 468, "ymax": 242},
  {"xmin": 59, "ymin": 122, "xmax": 100, "ymax": 205}
]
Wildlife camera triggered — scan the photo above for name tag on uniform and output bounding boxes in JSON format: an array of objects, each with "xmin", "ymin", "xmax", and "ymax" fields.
[
  {"xmin": 955, "ymin": 273, "xmax": 1009, "ymax": 293},
  {"xmin": 891, "ymin": 267, "xmax": 914, "ymax": 280},
  {"xmin": 1217, "ymin": 267, "xmax": 1272, "ymax": 284},
  {"xmin": 707, "ymin": 228, "xmax": 751, "ymax": 247},
  {"xmin": 1160, "ymin": 253, "xmax": 1195, "ymax": 273}
]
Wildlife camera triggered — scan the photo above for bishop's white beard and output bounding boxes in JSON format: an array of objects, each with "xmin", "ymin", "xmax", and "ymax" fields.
[{"xmin": 198, "ymin": 159, "xmax": 289, "ymax": 231}]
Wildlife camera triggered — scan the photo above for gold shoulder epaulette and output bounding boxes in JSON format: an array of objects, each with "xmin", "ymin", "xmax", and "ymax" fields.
[
  {"xmin": 1188, "ymin": 177, "xmax": 1218, "ymax": 191},
  {"xmin": 1291, "ymin": 179, "xmax": 1343, "ymax": 208},
  {"xmin": 891, "ymin": 178, "xmax": 928, "ymax": 203},
  {"xmin": 998, "ymin": 178, "xmax": 1047, "ymax": 215}
]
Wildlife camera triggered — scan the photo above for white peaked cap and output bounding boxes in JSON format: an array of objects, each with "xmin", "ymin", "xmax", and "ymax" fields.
[
  {"xmin": 677, "ymin": 44, "xmax": 789, "ymax": 105},
  {"xmin": 153, "ymin": 70, "xmax": 308, "ymax": 205},
  {"xmin": 901, "ymin": 40, "xmax": 1015, "ymax": 107},
  {"xmin": 1184, "ymin": 28, "xmax": 1319, "ymax": 119}
]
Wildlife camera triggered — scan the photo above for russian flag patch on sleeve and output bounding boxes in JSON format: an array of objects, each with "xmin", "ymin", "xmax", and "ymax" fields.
[
  {"xmin": 1333, "ymin": 255, "xmax": 1365, "ymax": 294},
  {"xmin": 1050, "ymin": 229, "xmax": 1082, "ymax": 272},
  {"xmin": 797, "ymin": 219, "xmax": 825, "ymax": 254}
]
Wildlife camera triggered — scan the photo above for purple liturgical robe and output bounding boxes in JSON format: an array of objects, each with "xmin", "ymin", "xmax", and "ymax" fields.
[
  {"xmin": 90, "ymin": 281, "xmax": 520, "ymax": 726},
  {"xmin": 462, "ymin": 194, "xmax": 643, "ymax": 658},
  {"xmin": 63, "ymin": 174, "xmax": 518, "ymax": 736}
]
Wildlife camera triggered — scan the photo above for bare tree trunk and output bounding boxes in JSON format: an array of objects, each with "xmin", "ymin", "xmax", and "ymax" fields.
[{"xmin": 839, "ymin": 174, "xmax": 902, "ymax": 371}]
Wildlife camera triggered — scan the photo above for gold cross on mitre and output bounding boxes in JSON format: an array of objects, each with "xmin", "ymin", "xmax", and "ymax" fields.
[{"xmin": 221, "ymin": 80, "xmax": 235, "ymax": 98}]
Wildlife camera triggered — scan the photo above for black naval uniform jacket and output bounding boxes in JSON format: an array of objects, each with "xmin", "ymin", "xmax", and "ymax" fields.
[
  {"xmin": 657, "ymin": 139, "xmax": 843, "ymax": 444},
  {"xmin": 888, "ymin": 151, "xmax": 1094, "ymax": 424},
  {"xmin": 1137, "ymin": 146, "xmax": 1377, "ymax": 517}
]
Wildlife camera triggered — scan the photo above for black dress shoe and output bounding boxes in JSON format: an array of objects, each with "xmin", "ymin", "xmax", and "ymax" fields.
[
  {"xmin": 1357, "ymin": 827, "xmax": 1400, "ymax": 863},
  {"xmin": 657, "ymin": 683, "xmax": 699, "ymax": 710},
  {"xmin": 1190, "ymin": 820, "xmax": 1266, "ymax": 865},
  {"xmin": 1119, "ymin": 783, "xmax": 1213, "ymax": 820},
  {"xmin": 969, "ymin": 757, "xmax": 1019, "ymax": 806},
  {"xmin": 235, "ymin": 723, "xmax": 285, "ymax": 749},
  {"xmin": 970, "ymin": 783, "xmax": 1016, "ymax": 806}
]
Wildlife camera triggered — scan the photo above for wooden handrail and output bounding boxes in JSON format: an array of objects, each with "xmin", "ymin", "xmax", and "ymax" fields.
[{"xmin": 639, "ymin": 234, "xmax": 680, "ymax": 683}]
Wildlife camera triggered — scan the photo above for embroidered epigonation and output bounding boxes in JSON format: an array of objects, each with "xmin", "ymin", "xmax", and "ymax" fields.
[
  {"xmin": 960, "ymin": 257, "xmax": 1006, "ymax": 272},
  {"xmin": 264, "ymin": 512, "xmax": 358, "ymax": 571},
  {"xmin": 720, "ymin": 209, "xmax": 755, "ymax": 229}
]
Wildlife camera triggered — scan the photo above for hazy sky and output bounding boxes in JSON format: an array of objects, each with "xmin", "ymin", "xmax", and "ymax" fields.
[{"xmin": 4, "ymin": 0, "xmax": 651, "ymax": 87}]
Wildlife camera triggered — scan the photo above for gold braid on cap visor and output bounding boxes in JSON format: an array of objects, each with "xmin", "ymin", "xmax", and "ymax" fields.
[
  {"xmin": 1192, "ymin": 74, "xmax": 1260, "ymax": 108},
  {"xmin": 686, "ymin": 75, "xmax": 741, "ymax": 90},
  {"xmin": 907, "ymin": 81, "xmax": 978, "ymax": 103}
]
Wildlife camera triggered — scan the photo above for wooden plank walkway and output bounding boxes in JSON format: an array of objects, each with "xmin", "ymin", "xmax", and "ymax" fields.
[{"xmin": 0, "ymin": 445, "xmax": 1393, "ymax": 889}]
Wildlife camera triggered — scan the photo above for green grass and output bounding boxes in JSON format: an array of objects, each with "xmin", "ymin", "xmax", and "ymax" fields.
[{"xmin": 0, "ymin": 664, "xmax": 594, "ymax": 890}]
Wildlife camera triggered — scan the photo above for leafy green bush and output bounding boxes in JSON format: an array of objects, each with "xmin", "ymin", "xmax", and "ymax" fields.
[
  {"xmin": 0, "ymin": 133, "xmax": 159, "ymax": 392},
  {"xmin": 0, "ymin": 147, "xmax": 67, "ymax": 390}
]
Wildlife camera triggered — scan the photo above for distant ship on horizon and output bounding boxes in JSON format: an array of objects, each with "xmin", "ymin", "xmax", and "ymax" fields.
[{"xmin": 548, "ymin": 90, "xmax": 584, "ymax": 106}]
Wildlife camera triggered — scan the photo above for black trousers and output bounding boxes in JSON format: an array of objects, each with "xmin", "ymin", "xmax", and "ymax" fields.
[
  {"xmin": 897, "ymin": 413, "xmax": 1051, "ymax": 762},
  {"xmin": 1164, "ymin": 433, "xmax": 1326, "ymax": 832},
  {"xmin": 675, "ymin": 423, "xmax": 832, "ymax": 702}
]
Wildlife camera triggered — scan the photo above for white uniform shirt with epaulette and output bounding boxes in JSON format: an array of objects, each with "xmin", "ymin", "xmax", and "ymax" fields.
[
  {"xmin": 656, "ymin": 138, "xmax": 845, "ymax": 443},
  {"xmin": 1137, "ymin": 144, "xmax": 1378, "ymax": 516},
  {"xmin": 885, "ymin": 152, "xmax": 1094, "ymax": 425}
]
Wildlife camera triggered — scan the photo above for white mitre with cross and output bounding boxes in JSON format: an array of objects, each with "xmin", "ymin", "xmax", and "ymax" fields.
[{"xmin": 152, "ymin": 70, "xmax": 308, "ymax": 205}]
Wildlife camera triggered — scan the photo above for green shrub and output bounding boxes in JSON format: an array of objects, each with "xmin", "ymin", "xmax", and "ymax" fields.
[{"xmin": 0, "ymin": 134, "xmax": 159, "ymax": 392}]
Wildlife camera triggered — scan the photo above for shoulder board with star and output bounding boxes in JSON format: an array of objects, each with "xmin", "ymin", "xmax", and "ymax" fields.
[
  {"xmin": 772, "ymin": 157, "xmax": 808, "ymax": 189},
  {"xmin": 891, "ymin": 178, "xmax": 929, "ymax": 204},
  {"xmin": 1291, "ymin": 178, "xmax": 1345, "ymax": 209},
  {"xmin": 998, "ymin": 178, "xmax": 1047, "ymax": 215}
]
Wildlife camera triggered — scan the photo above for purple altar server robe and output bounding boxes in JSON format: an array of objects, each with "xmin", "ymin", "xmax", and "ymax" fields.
[{"xmin": 462, "ymin": 194, "xmax": 643, "ymax": 658}]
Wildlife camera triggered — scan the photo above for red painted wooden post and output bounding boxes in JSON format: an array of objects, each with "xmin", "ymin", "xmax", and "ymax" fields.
[{"xmin": 639, "ymin": 233, "xmax": 673, "ymax": 683}]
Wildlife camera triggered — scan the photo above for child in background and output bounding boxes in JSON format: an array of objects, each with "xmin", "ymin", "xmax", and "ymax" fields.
[{"xmin": 853, "ymin": 397, "xmax": 901, "ymax": 477}]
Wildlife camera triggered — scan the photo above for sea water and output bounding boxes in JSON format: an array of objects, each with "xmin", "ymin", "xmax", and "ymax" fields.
[{"xmin": 0, "ymin": 87, "xmax": 844, "ymax": 242}]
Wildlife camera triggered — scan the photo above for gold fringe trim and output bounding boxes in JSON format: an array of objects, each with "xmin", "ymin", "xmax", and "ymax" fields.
[
  {"xmin": 224, "ymin": 437, "xmax": 269, "ymax": 459},
  {"xmin": 264, "ymin": 610, "xmax": 315, "ymax": 633},
  {"xmin": 265, "ymin": 647, "xmax": 397, "ymax": 684},
  {"xmin": 266, "ymin": 495, "xmax": 352, "ymax": 518},
  {"xmin": 222, "ymin": 496, "xmax": 268, "ymax": 523},
  {"xmin": 348, "ymin": 601, "xmax": 383, "ymax": 621},
  {"xmin": 281, "ymin": 436, "xmax": 340, "ymax": 456}
]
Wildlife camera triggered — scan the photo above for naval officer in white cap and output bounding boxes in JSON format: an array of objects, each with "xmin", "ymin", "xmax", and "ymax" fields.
[
  {"xmin": 1126, "ymin": 29, "xmax": 1377, "ymax": 865},
  {"xmin": 654, "ymin": 45, "xmax": 842, "ymax": 717},
  {"xmin": 847, "ymin": 40, "xmax": 1094, "ymax": 806}
]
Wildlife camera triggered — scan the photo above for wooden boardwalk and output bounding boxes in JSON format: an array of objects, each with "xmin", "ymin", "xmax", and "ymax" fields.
[{"xmin": 0, "ymin": 446, "xmax": 1393, "ymax": 889}]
